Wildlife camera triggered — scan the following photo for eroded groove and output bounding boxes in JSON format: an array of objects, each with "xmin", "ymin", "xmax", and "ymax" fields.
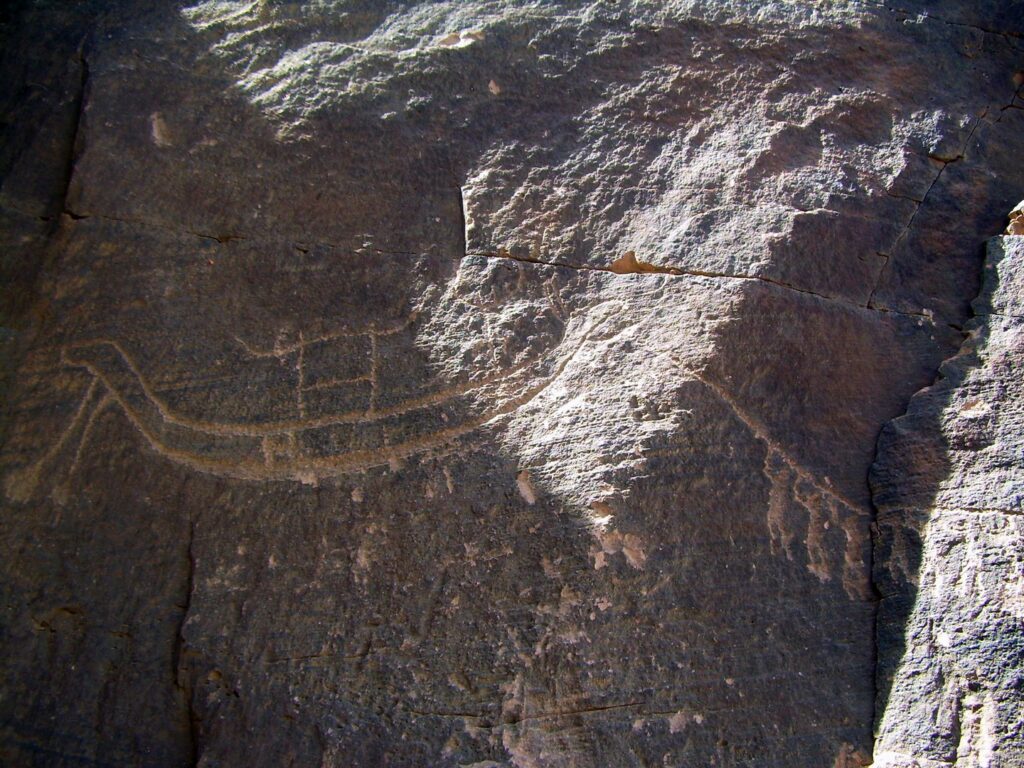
[
  {"xmin": 56, "ymin": 48, "xmax": 89, "ymax": 221},
  {"xmin": 172, "ymin": 519, "xmax": 198, "ymax": 767},
  {"xmin": 854, "ymin": 0, "xmax": 1024, "ymax": 47},
  {"xmin": 60, "ymin": 205, "xmax": 951, "ymax": 325},
  {"xmin": 867, "ymin": 81, "xmax": 1022, "ymax": 314},
  {"xmin": 62, "ymin": 209, "xmax": 247, "ymax": 245},
  {"xmin": 868, "ymin": 156, "xmax": 958, "ymax": 307},
  {"xmin": 467, "ymin": 249, "xmax": 943, "ymax": 323},
  {"xmin": 404, "ymin": 700, "xmax": 644, "ymax": 723},
  {"xmin": 866, "ymin": 106, "xmax": 995, "ymax": 310}
]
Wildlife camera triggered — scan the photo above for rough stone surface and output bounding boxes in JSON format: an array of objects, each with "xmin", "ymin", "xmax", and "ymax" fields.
[
  {"xmin": 872, "ymin": 234, "xmax": 1024, "ymax": 768},
  {"xmin": 0, "ymin": 2, "xmax": 1022, "ymax": 766}
]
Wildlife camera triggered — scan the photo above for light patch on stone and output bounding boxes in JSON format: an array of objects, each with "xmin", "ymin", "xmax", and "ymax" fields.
[
  {"xmin": 593, "ymin": 526, "xmax": 647, "ymax": 570},
  {"xmin": 351, "ymin": 487, "xmax": 364, "ymax": 503},
  {"xmin": 956, "ymin": 694, "xmax": 999, "ymax": 767},
  {"xmin": 668, "ymin": 710, "xmax": 702, "ymax": 734},
  {"xmin": 437, "ymin": 29, "xmax": 484, "ymax": 49},
  {"xmin": 355, "ymin": 543, "xmax": 372, "ymax": 572},
  {"xmin": 959, "ymin": 399, "xmax": 990, "ymax": 418},
  {"xmin": 516, "ymin": 469, "xmax": 537, "ymax": 504},
  {"xmin": 295, "ymin": 469, "xmax": 317, "ymax": 485},
  {"xmin": 621, "ymin": 533, "xmax": 647, "ymax": 569},
  {"xmin": 488, "ymin": 79, "xmax": 501, "ymax": 95},
  {"xmin": 558, "ymin": 584, "xmax": 580, "ymax": 616},
  {"xmin": 540, "ymin": 556, "xmax": 559, "ymax": 580},
  {"xmin": 588, "ymin": 500, "xmax": 614, "ymax": 529},
  {"xmin": 832, "ymin": 743, "xmax": 870, "ymax": 768},
  {"xmin": 150, "ymin": 112, "xmax": 172, "ymax": 147},
  {"xmin": 597, "ymin": 529, "xmax": 622, "ymax": 555}
]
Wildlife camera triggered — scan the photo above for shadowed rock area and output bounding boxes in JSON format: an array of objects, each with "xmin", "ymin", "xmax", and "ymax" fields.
[
  {"xmin": 1, "ymin": 2, "xmax": 1022, "ymax": 766},
  {"xmin": 871, "ymin": 234, "xmax": 1024, "ymax": 768}
]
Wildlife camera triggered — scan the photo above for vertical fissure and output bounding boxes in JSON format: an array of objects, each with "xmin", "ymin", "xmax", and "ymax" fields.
[
  {"xmin": 56, "ymin": 43, "xmax": 89, "ymax": 223},
  {"xmin": 172, "ymin": 519, "xmax": 199, "ymax": 767}
]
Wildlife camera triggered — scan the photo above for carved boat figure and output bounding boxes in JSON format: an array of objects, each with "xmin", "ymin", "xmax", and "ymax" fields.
[{"xmin": 7, "ymin": 309, "xmax": 608, "ymax": 497}]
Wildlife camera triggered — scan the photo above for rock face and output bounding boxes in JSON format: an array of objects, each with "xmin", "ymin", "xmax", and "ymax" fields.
[
  {"xmin": 872, "ymin": 234, "xmax": 1024, "ymax": 768},
  {"xmin": 0, "ymin": 2, "xmax": 1021, "ymax": 766}
]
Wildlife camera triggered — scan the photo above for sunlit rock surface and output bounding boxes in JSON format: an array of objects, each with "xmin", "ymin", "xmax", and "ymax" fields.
[
  {"xmin": 1, "ymin": 2, "xmax": 1022, "ymax": 766},
  {"xmin": 872, "ymin": 233, "xmax": 1024, "ymax": 768}
]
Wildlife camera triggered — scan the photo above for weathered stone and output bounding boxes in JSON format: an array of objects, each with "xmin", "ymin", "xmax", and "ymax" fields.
[
  {"xmin": 872, "ymin": 234, "xmax": 1024, "ymax": 768},
  {"xmin": 0, "ymin": 2, "xmax": 1022, "ymax": 766}
]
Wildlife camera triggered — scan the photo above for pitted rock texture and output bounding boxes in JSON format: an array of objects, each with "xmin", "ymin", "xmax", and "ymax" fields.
[
  {"xmin": 872, "ymin": 234, "xmax": 1024, "ymax": 768},
  {"xmin": 1, "ymin": 2, "xmax": 1023, "ymax": 767}
]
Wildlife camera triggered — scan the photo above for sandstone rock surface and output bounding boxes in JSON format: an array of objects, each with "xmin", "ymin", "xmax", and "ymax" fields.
[
  {"xmin": 1, "ymin": 2, "xmax": 1022, "ymax": 766},
  {"xmin": 872, "ymin": 234, "xmax": 1024, "ymax": 768}
]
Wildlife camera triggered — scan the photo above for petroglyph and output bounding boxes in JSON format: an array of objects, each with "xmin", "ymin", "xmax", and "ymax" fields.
[
  {"xmin": 5, "ymin": 378, "xmax": 108, "ymax": 502},
  {"xmin": 232, "ymin": 313, "xmax": 418, "ymax": 359},
  {"xmin": 692, "ymin": 371, "xmax": 870, "ymax": 600},
  {"xmin": 7, "ymin": 309, "xmax": 608, "ymax": 494}
]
